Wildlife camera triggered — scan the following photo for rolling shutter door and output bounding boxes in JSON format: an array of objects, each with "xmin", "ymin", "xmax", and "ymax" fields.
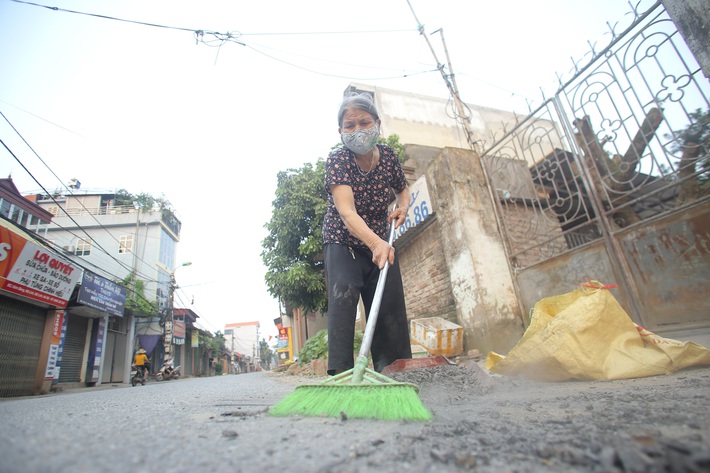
[
  {"xmin": 0, "ymin": 297, "xmax": 46, "ymax": 397},
  {"xmin": 57, "ymin": 314, "xmax": 88, "ymax": 383}
]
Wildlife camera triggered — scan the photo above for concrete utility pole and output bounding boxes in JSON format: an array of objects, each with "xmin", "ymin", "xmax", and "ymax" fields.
[
  {"xmin": 165, "ymin": 262, "xmax": 192, "ymax": 362},
  {"xmin": 406, "ymin": 0, "xmax": 482, "ymax": 156}
]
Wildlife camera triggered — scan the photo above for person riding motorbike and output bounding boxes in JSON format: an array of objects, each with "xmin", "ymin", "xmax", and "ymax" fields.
[
  {"xmin": 133, "ymin": 348, "xmax": 150, "ymax": 382},
  {"xmin": 162, "ymin": 356, "xmax": 175, "ymax": 378}
]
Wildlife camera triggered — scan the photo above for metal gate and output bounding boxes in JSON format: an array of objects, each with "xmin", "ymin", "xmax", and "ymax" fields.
[
  {"xmin": 0, "ymin": 297, "xmax": 45, "ymax": 397},
  {"xmin": 57, "ymin": 314, "xmax": 88, "ymax": 383},
  {"xmin": 102, "ymin": 316, "xmax": 128, "ymax": 383},
  {"xmin": 482, "ymin": 1, "xmax": 709, "ymax": 330}
]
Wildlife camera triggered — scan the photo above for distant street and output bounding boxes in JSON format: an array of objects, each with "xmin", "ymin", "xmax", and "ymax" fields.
[{"xmin": 1, "ymin": 366, "xmax": 709, "ymax": 472}]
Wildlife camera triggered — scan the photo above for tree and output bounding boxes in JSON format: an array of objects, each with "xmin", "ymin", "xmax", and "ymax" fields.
[
  {"xmin": 259, "ymin": 339, "xmax": 275, "ymax": 369},
  {"xmin": 261, "ymin": 159, "xmax": 328, "ymax": 313},
  {"xmin": 114, "ymin": 189, "xmax": 173, "ymax": 212},
  {"xmin": 669, "ymin": 108, "xmax": 710, "ymax": 206},
  {"xmin": 120, "ymin": 272, "xmax": 159, "ymax": 317},
  {"xmin": 261, "ymin": 135, "xmax": 404, "ymax": 314}
]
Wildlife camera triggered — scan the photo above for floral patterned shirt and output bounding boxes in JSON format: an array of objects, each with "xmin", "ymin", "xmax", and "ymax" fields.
[{"xmin": 323, "ymin": 143, "xmax": 407, "ymax": 249}]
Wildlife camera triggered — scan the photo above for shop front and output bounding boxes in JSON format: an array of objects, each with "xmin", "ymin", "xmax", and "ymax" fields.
[{"xmin": 0, "ymin": 219, "xmax": 82, "ymax": 397}]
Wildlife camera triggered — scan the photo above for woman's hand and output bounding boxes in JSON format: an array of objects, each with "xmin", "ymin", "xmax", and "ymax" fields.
[
  {"xmin": 388, "ymin": 205, "xmax": 408, "ymax": 229},
  {"xmin": 371, "ymin": 238, "xmax": 395, "ymax": 269}
]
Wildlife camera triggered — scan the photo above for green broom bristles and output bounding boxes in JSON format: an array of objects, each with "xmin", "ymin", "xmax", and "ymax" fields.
[
  {"xmin": 270, "ymin": 358, "xmax": 432, "ymax": 421},
  {"xmin": 270, "ymin": 383, "xmax": 431, "ymax": 421}
]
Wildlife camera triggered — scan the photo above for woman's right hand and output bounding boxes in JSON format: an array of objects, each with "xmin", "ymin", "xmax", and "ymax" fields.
[{"xmin": 371, "ymin": 238, "xmax": 395, "ymax": 269}]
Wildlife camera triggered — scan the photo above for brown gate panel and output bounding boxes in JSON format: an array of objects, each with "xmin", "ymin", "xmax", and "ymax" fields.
[
  {"xmin": 618, "ymin": 203, "xmax": 710, "ymax": 329},
  {"xmin": 516, "ymin": 242, "xmax": 623, "ymax": 325}
]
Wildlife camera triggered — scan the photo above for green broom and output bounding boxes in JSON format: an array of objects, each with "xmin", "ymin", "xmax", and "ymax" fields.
[{"xmin": 270, "ymin": 215, "xmax": 431, "ymax": 421}]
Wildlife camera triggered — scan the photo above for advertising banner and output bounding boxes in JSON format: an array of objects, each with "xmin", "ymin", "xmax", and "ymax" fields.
[
  {"xmin": 173, "ymin": 320, "xmax": 186, "ymax": 345},
  {"xmin": 52, "ymin": 312, "xmax": 69, "ymax": 384},
  {"xmin": 0, "ymin": 220, "xmax": 82, "ymax": 307},
  {"xmin": 77, "ymin": 271, "xmax": 126, "ymax": 317},
  {"xmin": 85, "ymin": 317, "xmax": 107, "ymax": 384},
  {"xmin": 44, "ymin": 310, "xmax": 66, "ymax": 379},
  {"xmin": 277, "ymin": 327, "xmax": 289, "ymax": 349},
  {"xmin": 276, "ymin": 327, "xmax": 292, "ymax": 365}
]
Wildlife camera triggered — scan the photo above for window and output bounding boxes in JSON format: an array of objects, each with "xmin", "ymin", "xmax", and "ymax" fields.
[
  {"xmin": 159, "ymin": 230, "xmax": 175, "ymax": 269},
  {"xmin": 0, "ymin": 199, "xmax": 10, "ymax": 218},
  {"xmin": 47, "ymin": 206, "xmax": 60, "ymax": 217},
  {"xmin": 119, "ymin": 234, "xmax": 133, "ymax": 254},
  {"xmin": 75, "ymin": 238, "xmax": 92, "ymax": 256}
]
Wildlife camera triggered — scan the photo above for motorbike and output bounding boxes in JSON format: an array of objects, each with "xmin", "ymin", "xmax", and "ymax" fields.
[
  {"xmin": 130, "ymin": 363, "xmax": 146, "ymax": 386},
  {"xmin": 154, "ymin": 362, "xmax": 180, "ymax": 381}
]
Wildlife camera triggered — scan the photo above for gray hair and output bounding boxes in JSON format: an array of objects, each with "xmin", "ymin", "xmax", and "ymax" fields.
[{"xmin": 337, "ymin": 93, "xmax": 379, "ymax": 127}]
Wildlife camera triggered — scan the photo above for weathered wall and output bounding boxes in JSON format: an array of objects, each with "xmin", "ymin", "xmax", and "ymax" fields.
[
  {"xmin": 348, "ymin": 83, "xmax": 563, "ymax": 162},
  {"xmin": 424, "ymin": 147, "xmax": 523, "ymax": 354},
  {"xmin": 664, "ymin": 0, "xmax": 710, "ymax": 79}
]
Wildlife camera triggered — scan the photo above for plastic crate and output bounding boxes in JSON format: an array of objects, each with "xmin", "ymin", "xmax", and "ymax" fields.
[{"xmin": 410, "ymin": 317, "xmax": 463, "ymax": 357}]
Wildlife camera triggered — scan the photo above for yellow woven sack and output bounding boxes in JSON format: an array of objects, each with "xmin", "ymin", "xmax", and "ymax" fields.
[{"xmin": 485, "ymin": 280, "xmax": 710, "ymax": 381}]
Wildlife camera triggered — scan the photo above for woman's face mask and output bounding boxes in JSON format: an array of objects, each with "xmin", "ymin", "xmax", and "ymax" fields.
[{"xmin": 341, "ymin": 123, "xmax": 379, "ymax": 155}]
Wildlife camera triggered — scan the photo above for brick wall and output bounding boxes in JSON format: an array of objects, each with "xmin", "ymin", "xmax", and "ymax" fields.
[
  {"xmin": 501, "ymin": 203, "xmax": 568, "ymax": 269},
  {"xmin": 398, "ymin": 218, "xmax": 457, "ymax": 323}
]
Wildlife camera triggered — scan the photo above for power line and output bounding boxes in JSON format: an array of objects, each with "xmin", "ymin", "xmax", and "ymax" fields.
[
  {"xmin": 8, "ymin": 0, "xmax": 431, "ymax": 81},
  {"xmin": 0, "ymin": 109, "xmax": 163, "ymax": 283},
  {"xmin": 245, "ymin": 43, "xmax": 437, "ymax": 81}
]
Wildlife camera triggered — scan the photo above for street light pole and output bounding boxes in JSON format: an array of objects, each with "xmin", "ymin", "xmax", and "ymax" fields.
[{"xmin": 165, "ymin": 261, "xmax": 192, "ymax": 363}]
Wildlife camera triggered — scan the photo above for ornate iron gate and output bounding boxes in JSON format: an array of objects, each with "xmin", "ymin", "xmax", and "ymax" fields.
[{"xmin": 483, "ymin": 1, "xmax": 709, "ymax": 330}]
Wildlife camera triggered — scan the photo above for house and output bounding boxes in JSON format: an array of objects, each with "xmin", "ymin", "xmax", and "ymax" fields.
[
  {"xmin": 28, "ymin": 185, "xmax": 184, "ymax": 387},
  {"xmin": 0, "ymin": 177, "xmax": 84, "ymax": 396},
  {"xmin": 224, "ymin": 321, "xmax": 260, "ymax": 373}
]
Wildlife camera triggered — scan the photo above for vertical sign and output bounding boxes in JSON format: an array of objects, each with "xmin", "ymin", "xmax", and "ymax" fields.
[
  {"xmin": 86, "ymin": 317, "xmax": 107, "ymax": 384},
  {"xmin": 52, "ymin": 313, "xmax": 69, "ymax": 384},
  {"xmin": 44, "ymin": 310, "xmax": 65, "ymax": 379}
]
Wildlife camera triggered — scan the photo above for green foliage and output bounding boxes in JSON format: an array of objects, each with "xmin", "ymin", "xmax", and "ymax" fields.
[
  {"xmin": 261, "ymin": 160, "xmax": 328, "ymax": 313},
  {"xmin": 113, "ymin": 189, "xmax": 173, "ymax": 212},
  {"xmin": 198, "ymin": 331, "xmax": 227, "ymax": 358},
  {"xmin": 381, "ymin": 134, "xmax": 405, "ymax": 163},
  {"xmin": 670, "ymin": 108, "xmax": 710, "ymax": 183},
  {"xmin": 114, "ymin": 189, "xmax": 134, "ymax": 207},
  {"xmin": 214, "ymin": 361, "xmax": 223, "ymax": 375},
  {"xmin": 120, "ymin": 272, "xmax": 159, "ymax": 316},
  {"xmin": 297, "ymin": 329, "xmax": 328, "ymax": 364},
  {"xmin": 297, "ymin": 328, "xmax": 364, "ymax": 364},
  {"xmin": 261, "ymin": 134, "xmax": 404, "ymax": 314},
  {"xmin": 259, "ymin": 339, "xmax": 275, "ymax": 367}
]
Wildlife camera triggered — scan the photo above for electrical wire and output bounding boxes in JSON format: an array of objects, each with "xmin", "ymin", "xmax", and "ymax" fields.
[
  {"xmin": 8, "ymin": 0, "xmax": 433, "ymax": 82},
  {"xmin": 0, "ymin": 132, "xmax": 178, "ymax": 312},
  {"xmin": 0, "ymin": 110, "xmax": 163, "ymax": 281},
  {"xmin": 243, "ymin": 39, "xmax": 438, "ymax": 81}
]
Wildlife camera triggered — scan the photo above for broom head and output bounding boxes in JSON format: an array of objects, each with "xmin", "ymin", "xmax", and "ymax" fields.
[{"xmin": 270, "ymin": 359, "xmax": 431, "ymax": 421}]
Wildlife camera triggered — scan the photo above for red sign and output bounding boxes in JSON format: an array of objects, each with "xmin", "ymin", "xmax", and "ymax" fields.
[{"xmin": 0, "ymin": 221, "xmax": 81, "ymax": 307}]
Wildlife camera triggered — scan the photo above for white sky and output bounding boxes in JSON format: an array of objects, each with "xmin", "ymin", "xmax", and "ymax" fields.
[{"xmin": 0, "ymin": 0, "xmax": 640, "ymax": 339}]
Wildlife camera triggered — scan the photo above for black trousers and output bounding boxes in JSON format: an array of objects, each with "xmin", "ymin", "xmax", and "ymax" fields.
[{"xmin": 325, "ymin": 244, "xmax": 412, "ymax": 375}]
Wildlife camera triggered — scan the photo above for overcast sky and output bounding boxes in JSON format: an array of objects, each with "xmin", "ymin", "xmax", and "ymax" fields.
[{"xmin": 0, "ymin": 0, "xmax": 641, "ymax": 339}]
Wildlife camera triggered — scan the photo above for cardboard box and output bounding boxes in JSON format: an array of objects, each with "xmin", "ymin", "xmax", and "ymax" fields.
[{"xmin": 410, "ymin": 317, "xmax": 463, "ymax": 357}]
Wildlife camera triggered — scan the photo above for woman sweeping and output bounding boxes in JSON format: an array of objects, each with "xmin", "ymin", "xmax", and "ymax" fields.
[{"xmin": 323, "ymin": 92, "xmax": 413, "ymax": 375}]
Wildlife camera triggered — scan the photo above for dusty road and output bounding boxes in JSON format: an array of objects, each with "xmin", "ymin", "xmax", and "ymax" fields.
[{"xmin": 1, "ymin": 361, "xmax": 709, "ymax": 473}]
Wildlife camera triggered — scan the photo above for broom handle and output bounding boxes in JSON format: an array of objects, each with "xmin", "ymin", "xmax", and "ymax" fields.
[{"xmin": 358, "ymin": 207, "xmax": 398, "ymax": 359}]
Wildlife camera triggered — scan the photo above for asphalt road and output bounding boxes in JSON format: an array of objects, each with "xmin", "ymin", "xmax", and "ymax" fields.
[{"xmin": 1, "ymin": 365, "xmax": 709, "ymax": 473}]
